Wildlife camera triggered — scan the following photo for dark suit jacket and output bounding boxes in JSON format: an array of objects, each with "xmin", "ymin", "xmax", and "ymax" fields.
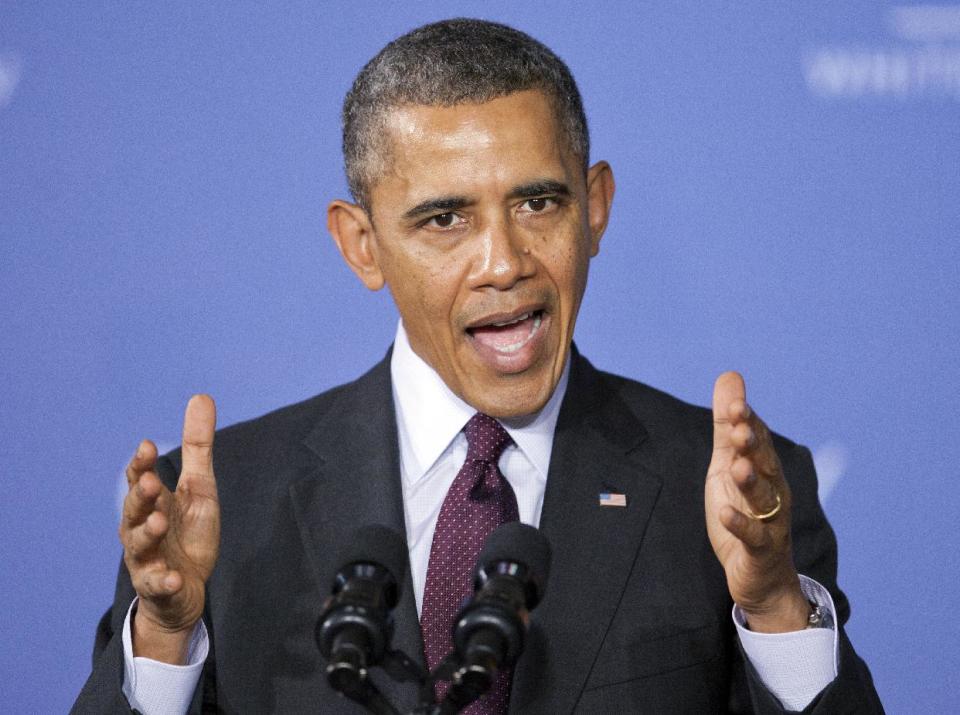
[{"xmin": 73, "ymin": 350, "xmax": 883, "ymax": 713}]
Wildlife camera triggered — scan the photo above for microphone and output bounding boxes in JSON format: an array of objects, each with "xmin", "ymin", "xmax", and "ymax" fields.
[
  {"xmin": 316, "ymin": 524, "xmax": 408, "ymax": 697},
  {"xmin": 444, "ymin": 522, "xmax": 552, "ymax": 709}
]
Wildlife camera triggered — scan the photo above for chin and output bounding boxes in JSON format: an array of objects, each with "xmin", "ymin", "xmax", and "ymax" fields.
[{"xmin": 464, "ymin": 379, "xmax": 554, "ymax": 420}]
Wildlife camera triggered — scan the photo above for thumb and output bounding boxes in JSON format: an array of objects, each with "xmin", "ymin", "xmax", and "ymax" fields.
[
  {"xmin": 712, "ymin": 371, "xmax": 746, "ymax": 450},
  {"xmin": 180, "ymin": 394, "xmax": 216, "ymax": 484}
]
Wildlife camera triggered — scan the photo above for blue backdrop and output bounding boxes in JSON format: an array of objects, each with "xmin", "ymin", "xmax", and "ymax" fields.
[{"xmin": 1, "ymin": 3, "xmax": 957, "ymax": 712}]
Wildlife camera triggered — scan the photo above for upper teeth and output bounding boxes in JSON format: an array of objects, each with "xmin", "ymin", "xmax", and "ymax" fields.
[
  {"xmin": 494, "ymin": 312, "xmax": 542, "ymax": 353},
  {"xmin": 491, "ymin": 311, "xmax": 533, "ymax": 327}
]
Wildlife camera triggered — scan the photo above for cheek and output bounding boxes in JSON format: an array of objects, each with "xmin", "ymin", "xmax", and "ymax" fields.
[
  {"xmin": 541, "ymin": 239, "xmax": 590, "ymax": 313},
  {"xmin": 391, "ymin": 251, "xmax": 465, "ymax": 330}
]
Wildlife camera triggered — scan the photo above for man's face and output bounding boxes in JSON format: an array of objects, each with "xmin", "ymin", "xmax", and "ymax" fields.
[{"xmin": 338, "ymin": 90, "xmax": 613, "ymax": 418}]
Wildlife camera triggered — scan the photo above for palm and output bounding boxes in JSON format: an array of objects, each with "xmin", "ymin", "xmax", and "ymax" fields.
[
  {"xmin": 705, "ymin": 442, "xmax": 765, "ymax": 601},
  {"xmin": 160, "ymin": 475, "xmax": 220, "ymax": 619},
  {"xmin": 169, "ymin": 487, "xmax": 219, "ymax": 575}
]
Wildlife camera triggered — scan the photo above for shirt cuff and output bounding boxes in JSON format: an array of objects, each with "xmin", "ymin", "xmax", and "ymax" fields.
[
  {"xmin": 121, "ymin": 597, "xmax": 208, "ymax": 715},
  {"xmin": 733, "ymin": 575, "xmax": 839, "ymax": 712}
]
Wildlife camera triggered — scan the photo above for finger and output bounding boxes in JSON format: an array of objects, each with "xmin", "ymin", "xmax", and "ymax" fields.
[
  {"xmin": 125, "ymin": 509, "xmax": 170, "ymax": 561},
  {"xmin": 729, "ymin": 421, "xmax": 757, "ymax": 453},
  {"xmin": 719, "ymin": 504, "xmax": 768, "ymax": 549},
  {"xmin": 121, "ymin": 471, "xmax": 164, "ymax": 529},
  {"xmin": 712, "ymin": 371, "xmax": 746, "ymax": 422},
  {"xmin": 731, "ymin": 455, "xmax": 780, "ymax": 514},
  {"xmin": 728, "ymin": 399, "xmax": 780, "ymax": 461},
  {"xmin": 125, "ymin": 440, "xmax": 159, "ymax": 486},
  {"xmin": 180, "ymin": 394, "xmax": 216, "ymax": 486},
  {"xmin": 728, "ymin": 399, "xmax": 752, "ymax": 427},
  {"xmin": 735, "ymin": 410, "xmax": 787, "ymax": 493},
  {"xmin": 712, "ymin": 371, "xmax": 746, "ymax": 450},
  {"xmin": 134, "ymin": 565, "xmax": 184, "ymax": 600}
]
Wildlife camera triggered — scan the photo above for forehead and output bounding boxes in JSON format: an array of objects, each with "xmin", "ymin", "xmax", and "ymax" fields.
[{"xmin": 371, "ymin": 90, "xmax": 575, "ymax": 209}]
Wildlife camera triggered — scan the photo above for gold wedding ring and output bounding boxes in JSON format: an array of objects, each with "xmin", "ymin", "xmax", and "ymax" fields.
[{"xmin": 745, "ymin": 492, "xmax": 782, "ymax": 522}]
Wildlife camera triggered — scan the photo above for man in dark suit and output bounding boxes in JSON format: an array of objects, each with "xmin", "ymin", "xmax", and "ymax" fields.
[{"xmin": 74, "ymin": 19, "xmax": 883, "ymax": 713}]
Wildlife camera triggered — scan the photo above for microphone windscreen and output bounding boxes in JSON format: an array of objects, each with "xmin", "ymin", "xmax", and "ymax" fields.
[
  {"xmin": 478, "ymin": 522, "xmax": 551, "ymax": 589},
  {"xmin": 339, "ymin": 524, "xmax": 409, "ymax": 585}
]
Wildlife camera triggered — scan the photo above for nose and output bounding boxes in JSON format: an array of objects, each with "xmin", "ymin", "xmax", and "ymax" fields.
[{"xmin": 469, "ymin": 216, "xmax": 536, "ymax": 291}]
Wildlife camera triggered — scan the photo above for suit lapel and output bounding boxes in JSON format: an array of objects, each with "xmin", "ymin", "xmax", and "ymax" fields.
[
  {"xmin": 287, "ymin": 353, "xmax": 426, "ymax": 698},
  {"xmin": 511, "ymin": 352, "xmax": 663, "ymax": 713}
]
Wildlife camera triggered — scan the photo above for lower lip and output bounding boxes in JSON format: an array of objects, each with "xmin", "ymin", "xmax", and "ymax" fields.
[{"xmin": 467, "ymin": 312, "xmax": 550, "ymax": 374}]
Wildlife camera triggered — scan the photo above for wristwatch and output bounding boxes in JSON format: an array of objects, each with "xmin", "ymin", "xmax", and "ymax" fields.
[{"xmin": 806, "ymin": 601, "xmax": 834, "ymax": 629}]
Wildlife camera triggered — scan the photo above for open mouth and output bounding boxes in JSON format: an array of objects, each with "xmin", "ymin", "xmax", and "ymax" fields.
[{"xmin": 467, "ymin": 309, "xmax": 544, "ymax": 355}]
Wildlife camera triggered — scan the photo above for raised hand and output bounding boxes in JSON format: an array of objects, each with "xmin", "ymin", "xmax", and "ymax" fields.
[
  {"xmin": 119, "ymin": 394, "xmax": 220, "ymax": 662},
  {"xmin": 705, "ymin": 372, "xmax": 809, "ymax": 633}
]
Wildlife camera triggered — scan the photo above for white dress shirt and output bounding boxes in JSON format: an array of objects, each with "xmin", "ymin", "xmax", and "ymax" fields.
[
  {"xmin": 121, "ymin": 321, "xmax": 838, "ymax": 713},
  {"xmin": 391, "ymin": 321, "xmax": 567, "ymax": 613}
]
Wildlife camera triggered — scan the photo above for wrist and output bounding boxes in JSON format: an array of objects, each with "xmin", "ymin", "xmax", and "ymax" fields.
[
  {"xmin": 131, "ymin": 605, "xmax": 197, "ymax": 664},
  {"xmin": 740, "ymin": 582, "xmax": 810, "ymax": 633}
]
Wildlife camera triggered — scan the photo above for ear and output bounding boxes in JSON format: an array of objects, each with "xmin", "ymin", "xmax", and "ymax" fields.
[
  {"xmin": 327, "ymin": 199, "xmax": 385, "ymax": 291},
  {"xmin": 585, "ymin": 161, "xmax": 615, "ymax": 257}
]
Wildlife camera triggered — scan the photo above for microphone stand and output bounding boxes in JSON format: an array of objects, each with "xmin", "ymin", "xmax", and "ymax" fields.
[
  {"xmin": 412, "ymin": 651, "xmax": 496, "ymax": 715},
  {"xmin": 328, "ymin": 645, "xmax": 496, "ymax": 715}
]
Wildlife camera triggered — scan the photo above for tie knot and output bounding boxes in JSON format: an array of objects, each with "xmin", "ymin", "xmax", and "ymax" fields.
[{"xmin": 464, "ymin": 413, "xmax": 513, "ymax": 464}]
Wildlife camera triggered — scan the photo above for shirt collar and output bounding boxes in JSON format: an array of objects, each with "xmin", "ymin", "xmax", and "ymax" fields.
[{"xmin": 390, "ymin": 320, "xmax": 569, "ymax": 485}]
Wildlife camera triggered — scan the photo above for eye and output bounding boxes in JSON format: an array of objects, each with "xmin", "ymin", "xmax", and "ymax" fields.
[
  {"xmin": 519, "ymin": 197, "xmax": 557, "ymax": 214},
  {"xmin": 423, "ymin": 212, "xmax": 465, "ymax": 229}
]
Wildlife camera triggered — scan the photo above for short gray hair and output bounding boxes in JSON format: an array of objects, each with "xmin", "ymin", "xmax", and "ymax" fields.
[{"xmin": 342, "ymin": 18, "xmax": 590, "ymax": 210}]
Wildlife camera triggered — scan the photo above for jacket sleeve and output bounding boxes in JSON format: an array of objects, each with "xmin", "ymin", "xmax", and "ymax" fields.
[{"xmin": 70, "ymin": 560, "xmax": 141, "ymax": 714}]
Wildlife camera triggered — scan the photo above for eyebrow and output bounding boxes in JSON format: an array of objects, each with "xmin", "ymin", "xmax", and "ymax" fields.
[
  {"xmin": 401, "ymin": 179, "xmax": 572, "ymax": 221},
  {"xmin": 403, "ymin": 196, "xmax": 471, "ymax": 220},
  {"xmin": 507, "ymin": 179, "xmax": 572, "ymax": 200}
]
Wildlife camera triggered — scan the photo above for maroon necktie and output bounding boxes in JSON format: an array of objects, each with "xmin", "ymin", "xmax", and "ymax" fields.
[{"xmin": 420, "ymin": 413, "xmax": 519, "ymax": 714}]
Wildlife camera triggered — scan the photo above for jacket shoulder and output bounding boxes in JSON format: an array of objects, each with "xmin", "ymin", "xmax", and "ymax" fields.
[
  {"xmin": 159, "ymin": 357, "xmax": 390, "ymax": 485},
  {"xmin": 593, "ymin": 367, "xmax": 714, "ymax": 447},
  {"xmin": 593, "ymin": 366, "xmax": 803, "ymax": 456}
]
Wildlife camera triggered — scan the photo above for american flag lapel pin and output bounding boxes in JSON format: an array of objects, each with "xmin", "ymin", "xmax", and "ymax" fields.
[{"xmin": 598, "ymin": 492, "xmax": 627, "ymax": 507}]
